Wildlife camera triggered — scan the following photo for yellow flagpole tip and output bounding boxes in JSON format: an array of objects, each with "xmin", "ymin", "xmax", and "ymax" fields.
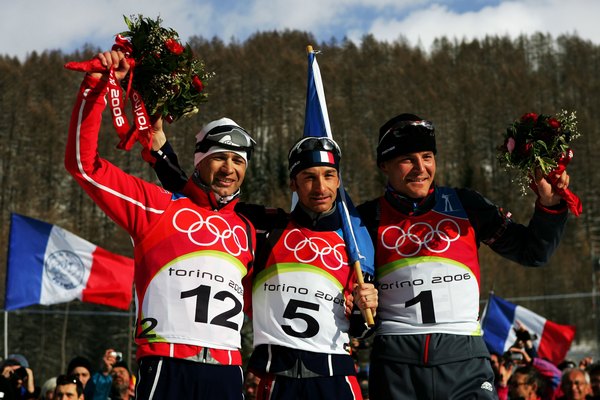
[{"xmin": 306, "ymin": 45, "xmax": 313, "ymax": 54}]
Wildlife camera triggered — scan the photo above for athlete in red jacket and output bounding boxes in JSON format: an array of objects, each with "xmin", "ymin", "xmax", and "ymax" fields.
[{"xmin": 66, "ymin": 50, "xmax": 256, "ymax": 399}]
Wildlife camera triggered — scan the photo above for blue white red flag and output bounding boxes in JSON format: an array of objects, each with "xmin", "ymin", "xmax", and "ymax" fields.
[
  {"xmin": 5, "ymin": 213, "xmax": 134, "ymax": 311},
  {"xmin": 482, "ymin": 293, "xmax": 576, "ymax": 365},
  {"xmin": 303, "ymin": 47, "xmax": 374, "ymax": 276}
]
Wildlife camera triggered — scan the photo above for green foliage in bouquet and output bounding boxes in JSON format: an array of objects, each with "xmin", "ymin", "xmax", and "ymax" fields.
[{"xmin": 119, "ymin": 14, "xmax": 214, "ymax": 122}]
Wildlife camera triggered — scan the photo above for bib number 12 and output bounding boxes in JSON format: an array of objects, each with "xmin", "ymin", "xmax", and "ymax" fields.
[{"xmin": 181, "ymin": 284, "xmax": 242, "ymax": 330}]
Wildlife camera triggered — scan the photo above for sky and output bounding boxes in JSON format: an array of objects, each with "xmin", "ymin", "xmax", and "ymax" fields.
[{"xmin": 2, "ymin": 0, "xmax": 600, "ymax": 61}]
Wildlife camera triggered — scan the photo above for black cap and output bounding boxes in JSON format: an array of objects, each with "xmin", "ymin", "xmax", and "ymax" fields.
[
  {"xmin": 376, "ymin": 113, "xmax": 436, "ymax": 165},
  {"xmin": 288, "ymin": 136, "xmax": 341, "ymax": 178},
  {"xmin": 112, "ymin": 360, "xmax": 130, "ymax": 373},
  {"xmin": 67, "ymin": 356, "xmax": 92, "ymax": 375}
]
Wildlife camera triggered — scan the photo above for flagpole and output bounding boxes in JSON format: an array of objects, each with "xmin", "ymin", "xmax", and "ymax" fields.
[
  {"xmin": 353, "ymin": 261, "xmax": 375, "ymax": 326},
  {"xmin": 4, "ymin": 311, "xmax": 8, "ymax": 359},
  {"xmin": 305, "ymin": 45, "xmax": 374, "ymax": 326}
]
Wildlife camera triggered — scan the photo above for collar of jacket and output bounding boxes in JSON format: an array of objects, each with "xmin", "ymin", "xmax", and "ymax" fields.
[
  {"xmin": 291, "ymin": 202, "xmax": 342, "ymax": 232},
  {"xmin": 182, "ymin": 178, "xmax": 240, "ymax": 212},
  {"xmin": 385, "ymin": 183, "xmax": 436, "ymax": 216}
]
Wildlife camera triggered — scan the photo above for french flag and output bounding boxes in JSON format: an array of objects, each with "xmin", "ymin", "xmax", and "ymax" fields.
[
  {"xmin": 482, "ymin": 293, "xmax": 576, "ymax": 365},
  {"xmin": 5, "ymin": 213, "xmax": 134, "ymax": 311}
]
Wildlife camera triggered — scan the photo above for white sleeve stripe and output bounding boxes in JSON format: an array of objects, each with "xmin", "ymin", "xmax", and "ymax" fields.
[{"xmin": 76, "ymin": 92, "xmax": 164, "ymax": 215}]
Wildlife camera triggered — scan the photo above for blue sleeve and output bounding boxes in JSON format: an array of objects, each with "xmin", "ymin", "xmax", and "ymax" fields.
[{"xmin": 92, "ymin": 372, "xmax": 113, "ymax": 400}]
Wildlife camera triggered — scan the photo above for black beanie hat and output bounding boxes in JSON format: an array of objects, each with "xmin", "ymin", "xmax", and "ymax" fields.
[
  {"xmin": 112, "ymin": 360, "xmax": 130, "ymax": 373},
  {"xmin": 376, "ymin": 113, "xmax": 436, "ymax": 165},
  {"xmin": 288, "ymin": 136, "xmax": 341, "ymax": 178},
  {"xmin": 67, "ymin": 356, "xmax": 92, "ymax": 375}
]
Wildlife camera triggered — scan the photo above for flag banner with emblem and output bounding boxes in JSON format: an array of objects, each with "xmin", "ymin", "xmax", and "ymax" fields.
[{"xmin": 5, "ymin": 213, "xmax": 134, "ymax": 311}]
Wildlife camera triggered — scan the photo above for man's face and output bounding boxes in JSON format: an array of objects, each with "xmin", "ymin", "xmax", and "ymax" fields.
[
  {"xmin": 380, "ymin": 151, "xmax": 436, "ymax": 199},
  {"xmin": 55, "ymin": 383, "xmax": 82, "ymax": 400},
  {"xmin": 111, "ymin": 366, "xmax": 130, "ymax": 391},
  {"xmin": 508, "ymin": 372, "xmax": 537, "ymax": 400},
  {"xmin": 196, "ymin": 152, "xmax": 247, "ymax": 197},
  {"xmin": 562, "ymin": 370, "xmax": 591, "ymax": 400},
  {"xmin": 70, "ymin": 367, "xmax": 90, "ymax": 387},
  {"xmin": 290, "ymin": 166, "xmax": 340, "ymax": 214}
]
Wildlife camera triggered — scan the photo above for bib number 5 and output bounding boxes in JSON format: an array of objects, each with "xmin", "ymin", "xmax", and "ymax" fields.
[{"xmin": 281, "ymin": 299, "xmax": 320, "ymax": 338}]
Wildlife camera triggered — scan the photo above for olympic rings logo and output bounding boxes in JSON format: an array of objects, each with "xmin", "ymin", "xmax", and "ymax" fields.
[
  {"xmin": 283, "ymin": 229, "xmax": 347, "ymax": 271},
  {"xmin": 381, "ymin": 219, "xmax": 461, "ymax": 257},
  {"xmin": 172, "ymin": 208, "xmax": 249, "ymax": 256}
]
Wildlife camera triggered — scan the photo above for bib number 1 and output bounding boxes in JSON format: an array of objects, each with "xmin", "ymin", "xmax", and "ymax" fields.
[{"xmin": 405, "ymin": 290, "xmax": 436, "ymax": 323}]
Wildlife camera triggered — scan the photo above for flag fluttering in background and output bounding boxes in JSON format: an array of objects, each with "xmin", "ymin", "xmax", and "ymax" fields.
[
  {"xmin": 482, "ymin": 293, "xmax": 576, "ymax": 365},
  {"xmin": 5, "ymin": 213, "xmax": 134, "ymax": 311}
]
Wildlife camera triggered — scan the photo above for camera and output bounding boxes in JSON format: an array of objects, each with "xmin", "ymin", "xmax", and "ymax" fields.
[
  {"xmin": 508, "ymin": 351, "xmax": 524, "ymax": 361},
  {"xmin": 502, "ymin": 350, "xmax": 523, "ymax": 364},
  {"xmin": 110, "ymin": 351, "xmax": 123, "ymax": 362},
  {"xmin": 10, "ymin": 366, "xmax": 28, "ymax": 381}
]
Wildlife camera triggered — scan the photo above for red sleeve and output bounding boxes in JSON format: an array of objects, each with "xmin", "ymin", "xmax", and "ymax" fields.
[{"xmin": 65, "ymin": 75, "xmax": 172, "ymax": 242}]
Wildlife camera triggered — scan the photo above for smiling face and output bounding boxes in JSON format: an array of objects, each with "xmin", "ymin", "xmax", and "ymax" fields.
[
  {"xmin": 196, "ymin": 151, "xmax": 247, "ymax": 197},
  {"xmin": 562, "ymin": 369, "xmax": 591, "ymax": 400},
  {"xmin": 380, "ymin": 151, "xmax": 436, "ymax": 199},
  {"xmin": 290, "ymin": 166, "xmax": 340, "ymax": 214}
]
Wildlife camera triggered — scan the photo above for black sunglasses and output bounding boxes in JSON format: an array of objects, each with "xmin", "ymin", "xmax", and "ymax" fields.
[
  {"xmin": 379, "ymin": 120, "xmax": 435, "ymax": 145},
  {"xmin": 195, "ymin": 125, "xmax": 256, "ymax": 159},
  {"xmin": 289, "ymin": 137, "xmax": 341, "ymax": 158}
]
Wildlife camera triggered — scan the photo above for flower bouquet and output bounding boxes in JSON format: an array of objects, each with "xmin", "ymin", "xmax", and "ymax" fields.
[
  {"xmin": 65, "ymin": 15, "xmax": 213, "ymax": 152},
  {"xmin": 498, "ymin": 111, "xmax": 582, "ymax": 216}
]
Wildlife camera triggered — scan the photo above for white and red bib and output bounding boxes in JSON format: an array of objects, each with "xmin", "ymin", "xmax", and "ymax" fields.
[
  {"xmin": 376, "ymin": 187, "xmax": 482, "ymax": 336},
  {"xmin": 134, "ymin": 201, "xmax": 253, "ymax": 350},
  {"xmin": 252, "ymin": 222, "xmax": 354, "ymax": 354}
]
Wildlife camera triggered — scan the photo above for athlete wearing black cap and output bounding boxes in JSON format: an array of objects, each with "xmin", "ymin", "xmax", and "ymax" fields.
[{"xmin": 356, "ymin": 113, "xmax": 571, "ymax": 399}]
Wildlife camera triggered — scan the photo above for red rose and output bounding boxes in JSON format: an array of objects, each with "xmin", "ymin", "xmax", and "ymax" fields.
[
  {"xmin": 548, "ymin": 118, "xmax": 560, "ymax": 130},
  {"xmin": 165, "ymin": 38, "xmax": 184, "ymax": 55},
  {"xmin": 193, "ymin": 76, "xmax": 204, "ymax": 92},
  {"xmin": 520, "ymin": 113, "xmax": 538, "ymax": 123},
  {"xmin": 518, "ymin": 142, "xmax": 533, "ymax": 157}
]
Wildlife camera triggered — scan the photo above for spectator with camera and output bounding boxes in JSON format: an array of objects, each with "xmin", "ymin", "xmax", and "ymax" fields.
[
  {"xmin": 0, "ymin": 356, "xmax": 37, "ymax": 399},
  {"xmin": 491, "ymin": 323, "xmax": 561, "ymax": 400},
  {"xmin": 88, "ymin": 349, "xmax": 126, "ymax": 400}
]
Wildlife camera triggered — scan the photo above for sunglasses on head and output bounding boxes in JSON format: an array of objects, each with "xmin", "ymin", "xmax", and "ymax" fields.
[
  {"xmin": 289, "ymin": 137, "xmax": 341, "ymax": 158},
  {"xmin": 195, "ymin": 125, "xmax": 256, "ymax": 159},
  {"xmin": 379, "ymin": 120, "xmax": 435, "ymax": 145}
]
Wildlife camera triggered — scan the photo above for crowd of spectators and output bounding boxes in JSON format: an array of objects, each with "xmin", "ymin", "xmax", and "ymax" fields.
[{"xmin": 0, "ymin": 350, "xmax": 135, "ymax": 400}]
